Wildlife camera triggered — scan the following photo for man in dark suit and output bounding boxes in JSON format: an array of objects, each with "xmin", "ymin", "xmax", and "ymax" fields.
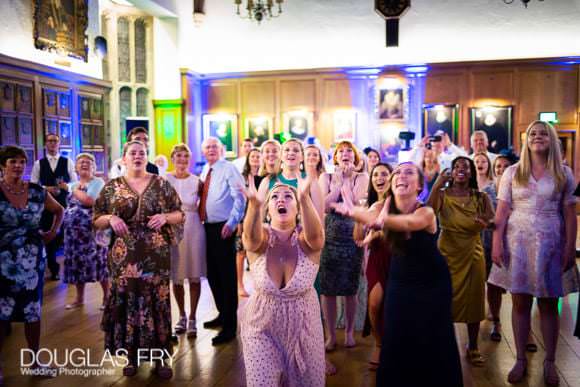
[{"xmin": 30, "ymin": 133, "xmax": 76, "ymax": 280}]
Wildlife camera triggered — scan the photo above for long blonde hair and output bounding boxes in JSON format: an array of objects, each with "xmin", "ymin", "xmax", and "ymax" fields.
[
  {"xmin": 515, "ymin": 120, "xmax": 565, "ymax": 191},
  {"xmin": 258, "ymin": 139, "xmax": 281, "ymax": 177}
]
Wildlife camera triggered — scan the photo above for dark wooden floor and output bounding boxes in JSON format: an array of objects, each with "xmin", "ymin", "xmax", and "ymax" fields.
[{"xmin": 2, "ymin": 259, "xmax": 579, "ymax": 387}]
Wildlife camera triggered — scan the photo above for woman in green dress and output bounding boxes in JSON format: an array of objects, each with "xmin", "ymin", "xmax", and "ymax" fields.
[
  {"xmin": 94, "ymin": 141, "xmax": 184, "ymax": 379},
  {"xmin": 428, "ymin": 156, "xmax": 494, "ymax": 366}
]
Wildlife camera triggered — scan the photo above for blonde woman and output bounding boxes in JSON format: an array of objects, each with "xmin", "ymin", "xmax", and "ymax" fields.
[
  {"xmin": 258, "ymin": 139, "xmax": 281, "ymax": 178},
  {"xmin": 489, "ymin": 121, "xmax": 579, "ymax": 385},
  {"xmin": 473, "ymin": 152, "xmax": 494, "ymax": 191},
  {"xmin": 63, "ymin": 153, "xmax": 108, "ymax": 310},
  {"xmin": 166, "ymin": 144, "xmax": 206, "ymax": 337},
  {"xmin": 304, "ymin": 144, "xmax": 326, "ymax": 178}
]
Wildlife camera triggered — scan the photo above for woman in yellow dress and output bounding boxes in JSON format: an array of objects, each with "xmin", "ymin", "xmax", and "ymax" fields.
[{"xmin": 428, "ymin": 156, "xmax": 494, "ymax": 366}]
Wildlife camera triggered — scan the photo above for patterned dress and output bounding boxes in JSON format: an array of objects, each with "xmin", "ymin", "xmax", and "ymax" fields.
[
  {"xmin": 0, "ymin": 183, "xmax": 45, "ymax": 323},
  {"xmin": 481, "ymin": 182, "xmax": 498, "ymax": 278},
  {"xmin": 63, "ymin": 178, "xmax": 108, "ymax": 284},
  {"xmin": 241, "ymin": 227, "xmax": 325, "ymax": 387},
  {"xmin": 488, "ymin": 165, "xmax": 580, "ymax": 297},
  {"xmin": 93, "ymin": 176, "xmax": 183, "ymax": 357}
]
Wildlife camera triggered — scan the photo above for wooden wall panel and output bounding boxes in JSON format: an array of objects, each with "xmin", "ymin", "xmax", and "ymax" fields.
[
  {"xmin": 206, "ymin": 82, "xmax": 238, "ymax": 113},
  {"xmin": 424, "ymin": 73, "xmax": 465, "ymax": 104},
  {"xmin": 471, "ymin": 71, "xmax": 514, "ymax": 102},
  {"xmin": 518, "ymin": 69, "xmax": 578, "ymax": 126},
  {"xmin": 241, "ymin": 81, "xmax": 276, "ymax": 115},
  {"xmin": 322, "ymin": 79, "xmax": 353, "ymax": 108},
  {"xmin": 279, "ymin": 79, "xmax": 316, "ymax": 111}
]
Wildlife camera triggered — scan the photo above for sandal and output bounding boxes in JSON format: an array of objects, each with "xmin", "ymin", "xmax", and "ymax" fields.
[
  {"xmin": 525, "ymin": 343, "xmax": 538, "ymax": 352},
  {"xmin": 325, "ymin": 339, "xmax": 336, "ymax": 352},
  {"xmin": 65, "ymin": 302, "xmax": 83, "ymax": 310},
  {"xmin": 153, "ymin": 363, "xmax": 173, "ymax": 380},
  {"xmin": 543, "ymin": 360, "xmax": 559, "ymax": 386},
  {"xmin": 186, "ymin": 319, "xmax": 197, "ymax": 337},
  {"xmin": 507, "ymin": 358, "xmax": 527, "ymax": 384},
  {"xmin": 490, "ymin": 322, "xmax": 502, "ymax": 342},
  {"xmin": 465, "ymin": 348, "xmax": 486, "ymax": 366},
  {"xmin": 174, "ymin": 315, "xmax": 187, "ymax": 335},
  {"xmin": 122, "ymin": 364, "xmax": 137, "ymax": 377}
]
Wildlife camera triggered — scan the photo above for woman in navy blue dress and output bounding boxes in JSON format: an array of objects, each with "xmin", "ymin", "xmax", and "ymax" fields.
[
  {"xmin": 0, "ymin": 146, "xmax": 64, "ymax": 381},
  {"xmin": 335, "ymin": 162, "xmax": 462, "ymax": 387}
]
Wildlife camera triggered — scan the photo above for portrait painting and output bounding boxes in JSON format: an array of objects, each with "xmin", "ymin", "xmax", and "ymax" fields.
[
  {"xmin": 245, "ymin": 117, "xmax": 272, "ymax": 147},
  {"xmin": 378, "ymin": 88, "xmax": 404, "ymax": 120},
  {"xmin": 45, "ymin": 119, "xmax": 58, "ymax": 135},
  {"xmin": 33, "ymin": 0, "xmax": 89, "ymax": 61},
  {"xmin": 203, "ymin": 114, "xmax": 238, "ymax": 158},
  {"xmin": 1, "ymin": 116, "xmax": 17, "ymax": 146},
  {"xmin": 18, "ymin": 117, "xmax": 34, "ymax": 146},
  {"xmin": 333, "ymin": 110, "xmax": 357, "ymax": 142},
  {"xmin": 422, "ymin": 104, "xmax": 459, "ymax": 142},
  {"xmin": 469, "ymin": 106, "xmax": 513, "ymax": 154},
  {"xmin": 282, "ymin": 111, "xmax": 313, "ymax": 141},
  {"xmin": 59, "ymin": 121, "xmax": 72, "ymax": 146}
]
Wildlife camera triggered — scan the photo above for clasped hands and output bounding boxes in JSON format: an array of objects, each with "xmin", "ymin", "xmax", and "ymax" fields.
[{"xmin": 108, "ymin": 213, "xmax": 168, "ymax": 237}]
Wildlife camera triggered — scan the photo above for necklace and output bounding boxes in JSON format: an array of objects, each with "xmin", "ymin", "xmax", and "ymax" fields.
[{"xmin": 1, "ymin": 179, "xmax": 26, "ymax": 195}]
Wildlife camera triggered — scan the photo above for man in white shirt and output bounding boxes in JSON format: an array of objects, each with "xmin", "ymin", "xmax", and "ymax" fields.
[
  {"xmin": 469, "ymin": 130, "xmax": 498, "ymax": 163},
  {"xmin": 232, "ymin": 138, "xmax": 253, "ymax": 173},
  {"xmin": 30, "ymin": 133, "xmax": 77, "ymax": 280},
  {"xmin": 407, "ymin": 130, "xmax": 467, "ymax": 171}
]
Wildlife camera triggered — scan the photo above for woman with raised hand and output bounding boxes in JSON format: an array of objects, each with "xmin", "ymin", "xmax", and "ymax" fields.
[
  {"xmin": 94, "ymin": 140, "xmax": 184, "ymax": 379},
  {"xmin": 0, "ymin": 146, "xmax": 64, "ymax": 382},
  {"xmin": 352, "ymin": 162, "xmax": 393, "ymax": 369},
  {"xmin": 418, "ymin": 147, "xmax": 440, "ymax": 202},
  {"xmin": 428, "ymin": 156, "xmax": 494, "ymax": 367},
  {"xmin": 240, "ymin": 173, "xmax": 325, "ymax": 387},
  {"xmin": 166, "ymin": 143, "xmax": 206, "ymax": 338},
  {"xmin": 335, "ymin": 162, "xmax": 463, "ymax": 387},
  {"xmin": 63, "ymin": 153, "xmax": 108, "ymax": 310},
  {"xmin": 319, "ymin": 140, "xmax": 369, "ymax": 350},
  {"xmin": 488, "ymin": 121, "xmax": 579, "ymax": 386}
]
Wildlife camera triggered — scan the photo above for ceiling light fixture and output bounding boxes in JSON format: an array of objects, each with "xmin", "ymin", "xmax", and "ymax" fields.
[
  {"xmin": 502, "ymin": 0, "xmax": 545, "ymax": 7},
  {"xmin": 234, "ymin": 0, "xmax": 283, "ymax": 24}
]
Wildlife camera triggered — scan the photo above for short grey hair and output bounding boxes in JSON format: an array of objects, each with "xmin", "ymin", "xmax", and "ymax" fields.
[
  {"xmin": 201, "ymin": 136, "xmax": 223, "ymax": 149},
  {"xmin": 471, "ymin": 130, "xmax": 489, "ymax": 145}
]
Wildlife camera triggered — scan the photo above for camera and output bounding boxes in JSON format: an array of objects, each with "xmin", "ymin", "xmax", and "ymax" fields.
[{"xmin": 428, "ymin": 135, "xmax": 442, "ymax": 142}]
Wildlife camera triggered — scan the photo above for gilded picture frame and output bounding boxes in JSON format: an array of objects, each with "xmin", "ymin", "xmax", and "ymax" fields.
[{"xmin": 33, "ymin": 0, "xmax": 89, "ymax": 62}]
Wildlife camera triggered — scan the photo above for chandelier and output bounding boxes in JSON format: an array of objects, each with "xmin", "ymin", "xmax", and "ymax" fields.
[
  {"xmin": 235, "ymin": 0, "xmax": 283, "ymax": 23},
  {"xmin": 502, "ymin": 0, "xmax": 544, "ymax": 7}
]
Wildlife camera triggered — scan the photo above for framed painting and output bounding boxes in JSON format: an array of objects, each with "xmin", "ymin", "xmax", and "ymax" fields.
[
  {"xmin": 91, "ymin": 150, "xmax": 106, "ymax": 173},
  {"xmin": 80, "ymin": 96, "xmax": 91, "ymax": 121},
  {"xmin": 422, "ymin": 104, "xmax": 459, "ymax": 142},
  {"xmin": 44, "ymin": 119, "xmax": 58, "ymax": 135},
  {"xmin": 469, "ymin": 106, "xmax": 513, "ymax": 154},
  {"xmin": 1, "ymin": 82, "xmax": 14, "ymax": 112},
  {"xmin": 282, "ymin": 111, "xmax": 313, "ymax": 141},
  {"xmin": 1, "ymin": 115, "xmax": 17, "ymax": 145},
  {"xmin": 333, "ymin": 110, "xmax": 357, "ymax": 142},
  {"xmin": 16, "ymin": 86, "xmax": 32, "ymax": 113},
  {"xmin": 90, "ymin": 98, "xmax": 103, "ymax": 122},
  {"xmin": 58, "ymin": 93, "xmax": 71, "ymax": 118},
  {"xmin": 378, "ymin": 88, "xmax": 404, "ymax": 120},
  {"xmin": 245, "ymin": 117, "xmax": 272, "ymax": 147},
  {"xmin": 378, "ymin": 128, "xmax": 402, "ymax": 165},
  {"xmin": 59, "ymin": 121, "xmax": 72, "ymax": 146},
  {"xmin": 24, "ymin": 148, "xmax": 35, "ymax": 178},
  {"xmin": 81, "ymin": 124, "xmax": 92, "ymax": 145},
  {"xmin": 33, "ymin": 0, "xmax": 89, "ymax": 61},
  {"xmin": 43, "ymin": 90, "xmax": 57, "ymax": 116},
  {"xmin": 18, "ymin": 117, "xmax": 34, "ymax": 146},
  {"xmin": 202, "ymin": 114, "xmax": 238, "ymax": 158}
]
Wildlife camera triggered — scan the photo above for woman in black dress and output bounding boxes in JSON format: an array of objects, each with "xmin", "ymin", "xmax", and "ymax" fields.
[{"xmin": 335, "ymin": 162, "xmax": 463, "ymax": 387}]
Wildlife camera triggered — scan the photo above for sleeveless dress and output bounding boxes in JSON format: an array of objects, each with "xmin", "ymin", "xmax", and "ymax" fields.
[
  {"xmin": 437, "ymin": 191, "xmax": 487, "ymax": 323},
  {"xmin": 166, "ymin": 174, "xmax": 206, "ymax": 283},
  {"xmin": 241, "ymin": 227, "xmax": 325, "ymax": 387},
  {"xmin": 63, "ymin": 178, "xmax": 108, "ymax": 284},
  {"xmin": 377, "ymin": 229, "xmax": 463, "ymax": 387},
  {"xmin": 0, "ymin": 183, "xmax": 45, "ymax": 323}
]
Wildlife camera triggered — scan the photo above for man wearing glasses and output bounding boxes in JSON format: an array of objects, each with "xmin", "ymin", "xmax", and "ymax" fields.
[{"xmin": 31, "ymin": 133, "xmax": 77, "ymax": 281}]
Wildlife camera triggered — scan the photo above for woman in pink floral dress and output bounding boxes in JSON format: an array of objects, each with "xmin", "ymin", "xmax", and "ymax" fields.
[
  {"xmin": 241, "ymin": 174, "xmax": 325, "ymax": 387},
  {"xmin": 489, "ymin": 121, "xmax": 579, "ymax": 386}
]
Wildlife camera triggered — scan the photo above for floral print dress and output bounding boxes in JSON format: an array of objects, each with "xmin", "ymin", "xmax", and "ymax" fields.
[
  {"xmin": 63, "ymin": 178, "xmax": 108, "ymax": 284},
  {"xmin": 0, "ymin": 183, "xmax": 45, "ymax": 323},
  {"xmin": 93, "ymin": 176, "xmax": 183, "ymax": 357}
]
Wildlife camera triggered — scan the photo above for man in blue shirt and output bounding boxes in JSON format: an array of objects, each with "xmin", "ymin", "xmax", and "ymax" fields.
[{"xmin": 199, "ymin": 137, "xmax": 246, "ymax": 345}]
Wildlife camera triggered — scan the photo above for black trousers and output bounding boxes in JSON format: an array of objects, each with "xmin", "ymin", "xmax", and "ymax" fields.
[{"xmin": 204, "ymin": 222, "xmax": 238, "ymax": 334}]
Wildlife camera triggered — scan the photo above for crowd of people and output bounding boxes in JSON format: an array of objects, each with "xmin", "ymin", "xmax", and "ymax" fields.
[{"xmin": 1, "ymin": 120, "xmax": 580, "ymax": 386}]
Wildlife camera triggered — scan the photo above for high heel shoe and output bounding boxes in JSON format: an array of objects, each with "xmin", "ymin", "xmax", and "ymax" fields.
[
  {"xmin": 543, "ymin": 359, "xmax": 560, "ymax": 386},
  {"xmin": 507, "ymin": 358, "xmax": 527, "ymax": 384}
]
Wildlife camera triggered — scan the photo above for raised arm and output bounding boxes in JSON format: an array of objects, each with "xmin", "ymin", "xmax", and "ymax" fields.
[
  {"xmin": 298, "ymin": 175, "xmax": 325, "ymax": 259},
  {"xmin": 242, "ymin": 175, "xmax": 266, "ymax": 255},
  {"xmin": 426, "ymin": 169, "xmax": 451, "ymax": 212},
  {"xmin": 319, "ymin": 172, "xmax": 342, "ymax": 213},
  {"xmin": 382, "ymin": 199, "xmax": 436, "ymax": 233}
]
